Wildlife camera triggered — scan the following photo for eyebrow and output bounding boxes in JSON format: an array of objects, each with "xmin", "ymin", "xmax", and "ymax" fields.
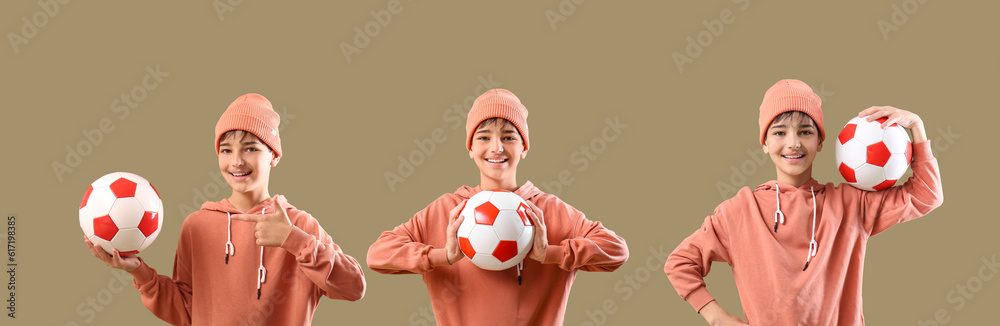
[{"xmin": 769, "ymin": 124, "xmax": 815, "ymax": 130}]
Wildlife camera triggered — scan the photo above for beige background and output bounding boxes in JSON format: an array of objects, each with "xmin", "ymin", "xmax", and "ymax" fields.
[{"xmin": 2, "ymin": 0, "xmax": 996, "ymax": 325}]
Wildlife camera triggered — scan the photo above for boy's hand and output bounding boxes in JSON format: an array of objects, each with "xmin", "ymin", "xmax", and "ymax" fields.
[
  {"xmin": 858, "ymin": 106, "xmax": 927, "ymax": 143},
  {"xmin": 700, "ymin": 301, "xmax": 750, "ymax": 326},
  {"xmin": 84, "ymin": 236, "xmax": 140, "ymax": 272},
  {"xmin": 231, "ymin": 199, "xmax": 293, "ymax": 247},
  {"xmin": 524, "ymin": 200, "xmax": 548, "ymax": 263},
  {"xmin": 445, "ymin": 200, "xmax": 467, "ymax": 264}
]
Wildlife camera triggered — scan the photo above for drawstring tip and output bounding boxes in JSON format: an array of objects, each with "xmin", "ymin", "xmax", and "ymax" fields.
[
  {"xmin": 257, "ymin": 289, "xmax": 261, "ymax": 300},
  {"xmin": 518, "ymin": 275, "xmax": 522, "ymax": 286},
  {"xmin": 225, "ymin": 254, "xmax": 229, "ymax": 264},
  {"xmin": 774, "ymin": 222, "xmax": 778, "ymax": 232},
  {"xmin": 803, "ymin": 262, "xmax": 810, "ymax": 271}
]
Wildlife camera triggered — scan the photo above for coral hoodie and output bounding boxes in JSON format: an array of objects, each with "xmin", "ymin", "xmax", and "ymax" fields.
[
  {"xmin": 129, "ymin": 195, "xmax": 366, "ymax": 326},
  {"xmin": 665, "ymin": 141, "xmax": 943, "ymax": 325},
  {"xmin": 367, "ymin": 181, "xmax": 629, "ymax": 326}
]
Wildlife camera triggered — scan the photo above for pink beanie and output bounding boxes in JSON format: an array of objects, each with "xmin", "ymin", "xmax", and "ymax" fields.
[
  {"xmin": 465, "ymin": 89, "xmax": 529, "ymax": 151},
  {"xmin": 214, "ymin": 93, "xmax": 282, "ymax": 159},
  {"xmin": 758, "ymin": 79, "xmax": 825, "ymax": 145}
]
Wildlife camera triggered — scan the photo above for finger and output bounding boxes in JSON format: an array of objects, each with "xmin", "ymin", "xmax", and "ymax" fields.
[
  {"xmin": 273, "ymin": 198, "xmax": 289, "ymax": 219},
  {"xmin": 231, "ymin": 214, "xmax": 260, "ymax": 222},
  {"xmin": 525, "ymin": 201, "xmax": 544, "ymax": 226},
  {"xmin": 881, "ymin": 116, "xmax": 898, "ymax": 129},
  {"xmin": 858, "ymin": 106, "xmax": 881, "ymax": 119},
  {"xmin": 449, "ymin": 200, "xmax": 468, "ymax": 218}
]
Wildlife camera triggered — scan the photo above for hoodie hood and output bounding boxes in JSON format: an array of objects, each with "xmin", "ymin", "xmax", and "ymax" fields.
[
  {"xmin": 754, "ymin": 178, "xmax": 825, "ymax": 194},
  {"xmin": 453, "ymin": 180, "xmax": 545, "ymax": 202}
]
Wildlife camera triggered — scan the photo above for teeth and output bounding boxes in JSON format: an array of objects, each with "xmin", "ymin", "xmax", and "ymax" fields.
[
  {"xmin": 486, "ymin": 159, "xmax": 507, "ymax": 163},
  {"xmin": 783, "ymin": 155, "xmax": 804, "ymax": 159},
  {"xmin": 232, "ymin": 172, "xmax": 249, "ymax": 177}
]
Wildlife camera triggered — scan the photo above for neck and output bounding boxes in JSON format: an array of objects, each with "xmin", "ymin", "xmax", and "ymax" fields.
[
  {"xmin": 228, "ymin": 189, "xmax": 271, "ymax": 213},
  {"xmin": 777, "ymin": 167, "xmax": 813, "ymax": 188},
  {"xmin": 480, "ymin": 174, "xmax": 518, "ymax": 192}
]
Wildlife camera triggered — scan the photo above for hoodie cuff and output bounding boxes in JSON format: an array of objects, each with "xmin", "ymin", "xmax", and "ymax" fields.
[
  {"xmin": 129, "ymin": 258, "xmax": 156, "ymax": 286},
  {"xmin": 542, "ymin": 245, "xmax": 565, "ymax": 265},
  {"xmin": 429, "ymin": 248, "xmax": 451, "ymax": 267},
  {"xmin": 688, "ymin": 286, "xmax": 716, "ymax": 313},
  {"xmin": 280, "ymin": 226, "xmax": 312, "ymax": 257}
]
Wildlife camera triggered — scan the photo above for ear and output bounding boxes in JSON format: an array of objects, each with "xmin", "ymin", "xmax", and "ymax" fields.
[
  {"xmin": 762, "ymin": 142, "xmax": 769, "ymax": 154},
  {"xmin": 520, "ymin": 150, "xmax": 528, "ymax": 159},
  {"xmin": 817, "ymin": 141, "xmax": 824, "ymax": 152},
  {"xmin": 469, "ymin": 150, "xmax": 475, "ymax": 159},
  {"xmin": 271, "ymin": 153, "xmax": 280, "ymax": 167}
]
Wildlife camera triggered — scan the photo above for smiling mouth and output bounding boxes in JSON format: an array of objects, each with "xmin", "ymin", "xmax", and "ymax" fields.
[
  {"xmin": 231, "ymin": 172, "xmax": 251, "ymax": 177},
  {"xmin": 782, "ymin": 154, "xmax": 804, "ymax": 159},
  {"xmin": 485, "ymin": 158, "xmax": 508, "ymax": 164}
]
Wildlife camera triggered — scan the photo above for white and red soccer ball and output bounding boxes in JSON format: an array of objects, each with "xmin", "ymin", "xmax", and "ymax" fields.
[
  {"xmin": 457, "ymin": 190, "xmax": 534, "ymax": 271},
  {"xmin": 80, "ymin": 172, "xmax": 163, "ymax": 255},
  {"xmin": 835, "ymin": 116, "xmax": 913, "ymax": 191}
]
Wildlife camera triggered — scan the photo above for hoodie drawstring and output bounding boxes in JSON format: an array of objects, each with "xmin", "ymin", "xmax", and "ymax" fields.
[
  {"xmin": 773, "ymin": 183, "xmax": 785, "ymax": 232},
  {"xmin": 517, "ymin": 261, "xmax": 523, "ymax": 285},
  {"xmin": 803, "ymin": 186, "xmax": 818, "ymax": 271},
  {"xmin": 225, "ymin": 212, "xmax": 235, "ymax": 264},
  {"xmin": 256, "ymin": 207, "xmax": 267, "ymax": 299},
  {"xmin": 772, "ymin": 184, "xmax": 819, "ymax": 271}
]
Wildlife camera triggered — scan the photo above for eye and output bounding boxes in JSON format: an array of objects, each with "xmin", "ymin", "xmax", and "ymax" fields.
[
  {"xmin": 245, "ymin": 147, "xmax": 259, "ymax": 152},
  {"xmin": 772, "ymin": 131, "xmax": 785, "ymax": 136},
  {"xmin": 220, "ymin": 149, "xmax": 231, "ymax": 154},
  {"xmin": 800, "ymin": 130, "xmax": 814, "ymax": 136},
  {"xmin": 476, "ymin": 136, "xmax": 490, "ymax": 141},
  {"xmin": 503, "ymin": 136, "xmax": 519, "ymax": 141}
]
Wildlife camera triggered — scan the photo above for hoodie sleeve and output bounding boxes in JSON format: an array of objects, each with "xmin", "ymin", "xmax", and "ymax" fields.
[
  {"xmin": 366, "ymin": 195, "xmax": 456, "ymax": 274},
  {"xmin": 858, "ymin": 140, "xmax": 944, "ymax": 236},
  {"xmin": 280, "ymin": 208, "xmax": 367, "ymax": 302},
  {"xmin": 665, "ymin": 201, "xmax": 735, "ymax": 313},
  {"xmin": 537, "ymin": 195, "xmax": 629, "ymax": 272},
  {"xmin": 130, "ymin": 220, "xmax": 196, "ymax": 326}
]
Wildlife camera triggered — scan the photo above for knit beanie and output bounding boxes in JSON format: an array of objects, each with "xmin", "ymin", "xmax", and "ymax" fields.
[
  {"xmin": 466, "ymin": 89, "xmax": 529, "ymax": 151},
  {"xmin": 758, "ymin": 79, "xmax": 825, "ymax": 145},
  {"xmin": 215, "ymin": 93, "xmax": 282, "ymax": 159}
]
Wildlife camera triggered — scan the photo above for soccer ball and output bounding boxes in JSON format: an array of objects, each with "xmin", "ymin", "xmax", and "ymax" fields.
[
  {"xmin": 79, "ymin": 172, "xmax": 163, "ymax": 255},
  {"xmin": 835, "ymin": 116, "xmax": 913, "ymax": 191},
  {"xmin": 456, "ymin": 190, "xmax": 534, "ymax": 271}
]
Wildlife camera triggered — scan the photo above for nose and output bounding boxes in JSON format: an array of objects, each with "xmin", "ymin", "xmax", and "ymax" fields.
[
  {"xmin": 788, "ymin": 135, "xmax": 802, "ymax": 150},
  {"xmin": 491, "ymin": 138, "xmax": 504, "ymax": 153},
  {"xmin": 232, "ymin": 152, "xmax": 245, "ymax": 166}
]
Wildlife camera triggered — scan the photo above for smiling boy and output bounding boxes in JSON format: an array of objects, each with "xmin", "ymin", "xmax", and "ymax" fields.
[
  {"xmin": 367, "ymin": 89, "xmax": 629, "ymax": 325},
  {"xmin": 85, "ymin": 93, "xmax": 366, "ymax": 325},
  {"xmin": 664, "ymin": 79, "xmax": 944, "ymax": 325}
]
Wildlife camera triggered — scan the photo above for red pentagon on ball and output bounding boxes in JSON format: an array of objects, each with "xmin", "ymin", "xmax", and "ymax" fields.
[
  {"xmin": 838, "ymin": 124, "xmax": 857, "ymax": 145},
  {"xmin": 866, "ymin": 142, "xmax": 891, "ymax": 166},
  {"xmin": 93, "ymin": 215, "xmax": 119, "ymax": 241},
  {"xmin": 839, "ymin": 163, "xmax": 857, "ymax": 183},
  {"xmin": 138, "ymin": 211, "xmax": 159, "ymax": 237},
  {"xmin": 459, "ymin": 237, "xmax": 475, "ymax": 258},
  {"xmin": 873, "ymin": 179, "xmax": 897, "ymax": 191},
  {"xmin": 493, "ymin": 240, "xmax": 519, "ymax": 262},
  {"xmin": 474, "ymin": 202, "xmax": 500, "ymax": 225},
  {"xmin": 110, "ymin": 178, "xmax": 138, "ymax": 198},
  {"xmin": 80, "ymin": 186, "xmax": 94, "ymax": 209}
]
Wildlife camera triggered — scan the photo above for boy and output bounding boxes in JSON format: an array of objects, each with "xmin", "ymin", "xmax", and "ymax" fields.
[
  {"xmin": 85, "ymin": 93, "xmax": 366, "ymax": 325},
  {"xmin": 367, "ymin": 89, "xmax": 629, "ymax": 325},
  {"xmin": 665, "ymin": 79, "xmax": 944, "ymax": 325}
]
